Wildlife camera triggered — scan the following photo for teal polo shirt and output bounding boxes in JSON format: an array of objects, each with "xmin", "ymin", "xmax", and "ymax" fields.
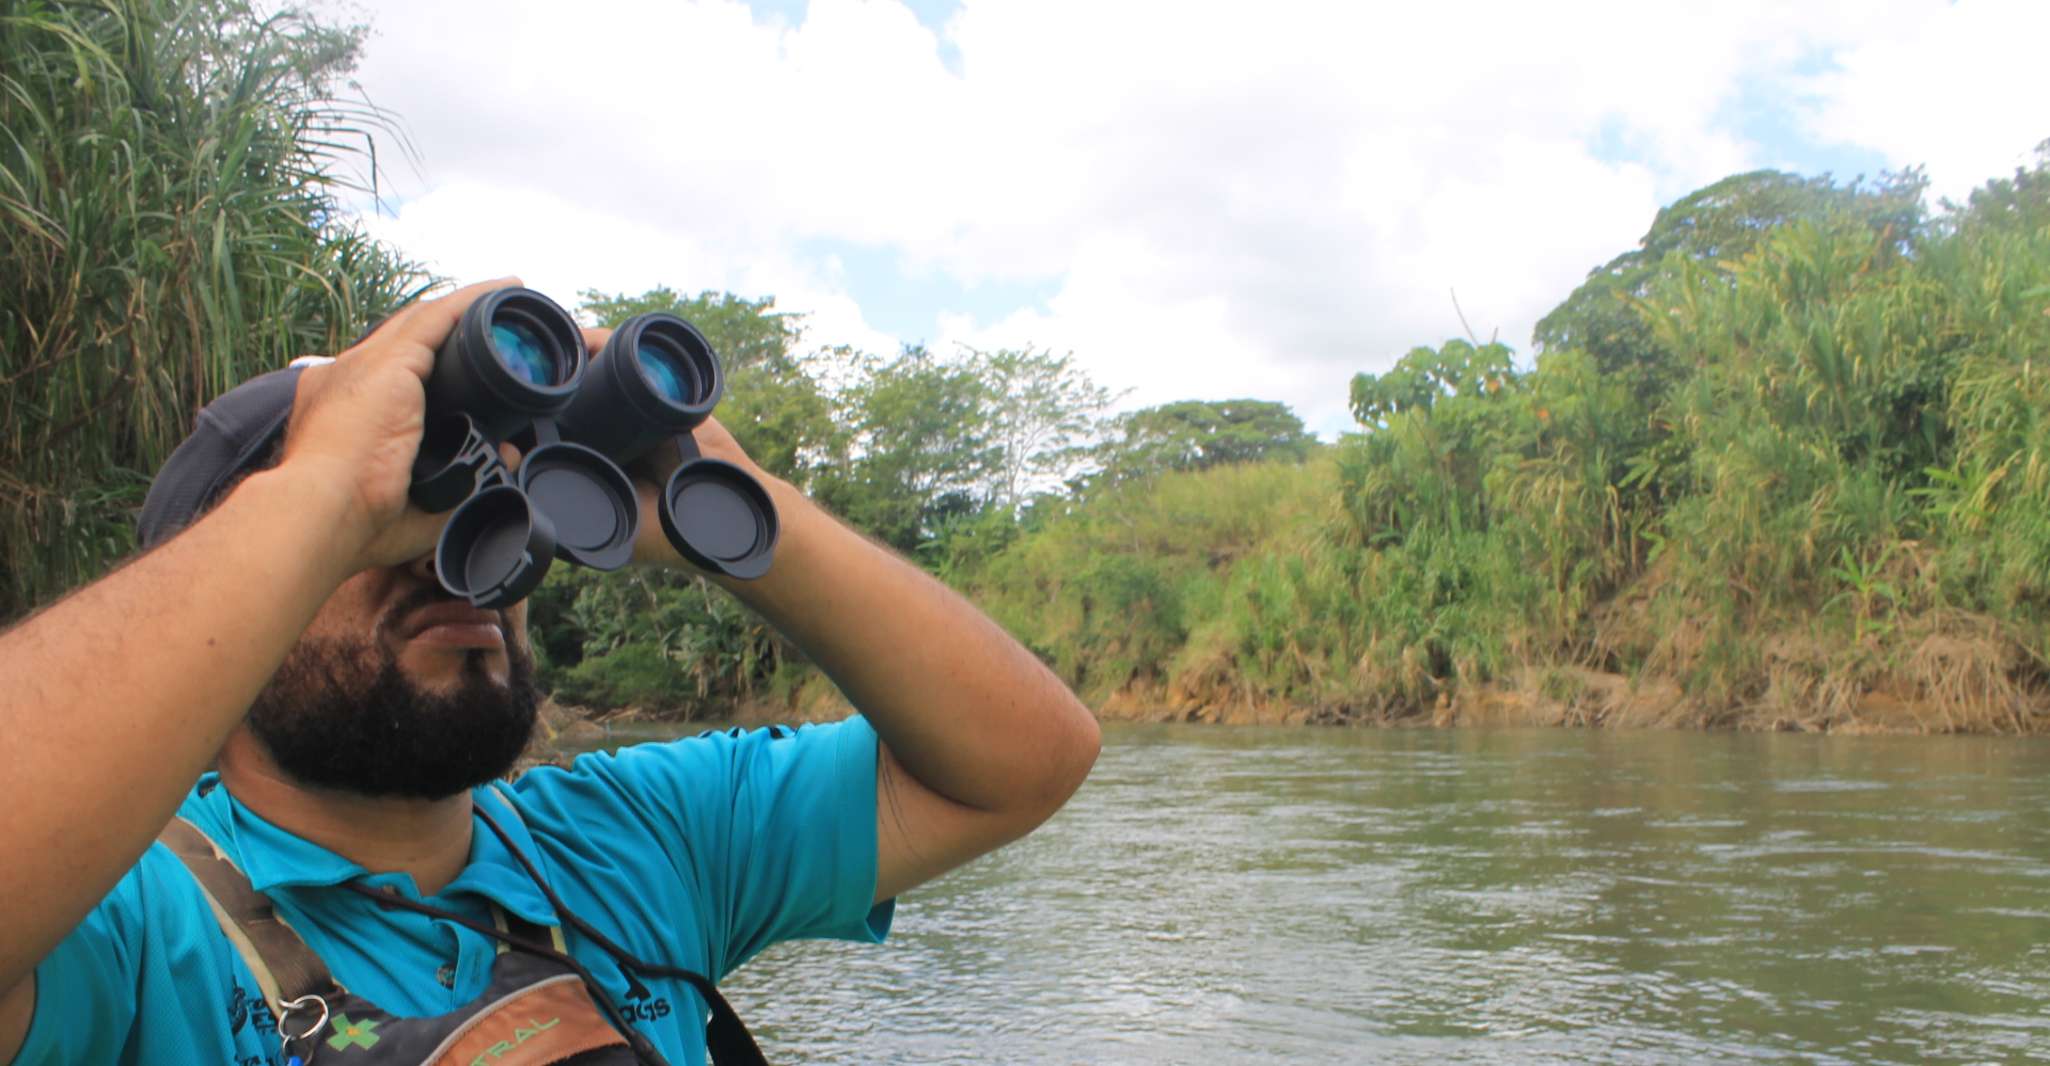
[{"xmin": 12, "ymin": 717, "xmax": 892, "ymax": 1066}]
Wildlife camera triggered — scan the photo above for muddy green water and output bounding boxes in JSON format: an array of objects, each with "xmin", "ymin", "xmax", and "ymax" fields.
[{"xmin": 603, "ymin": 722, "xmax": 2050, "ymax": 1064}]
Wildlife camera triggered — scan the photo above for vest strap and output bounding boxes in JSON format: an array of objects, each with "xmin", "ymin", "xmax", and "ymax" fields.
[{"xmin": 157, "ymin": 817, "xmax": 336, "ymax": 1007}]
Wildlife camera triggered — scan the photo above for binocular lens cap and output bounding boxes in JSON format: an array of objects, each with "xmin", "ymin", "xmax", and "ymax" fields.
[
  {"xmin": 518, "ymin": 443, "xmax": 638, "ymax": 572},
  {"xmin": 436, "ymin": 485, "xmax": 558, "ymax": 609},
  {"xmin": 659, "ymin": 460, "xmax": 778, "ymax": 579}
]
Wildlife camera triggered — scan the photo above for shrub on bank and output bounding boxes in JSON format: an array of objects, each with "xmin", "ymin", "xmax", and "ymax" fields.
[{"xmin": 948, "ymin": 155, "xmax": 2050, "ymax": 732}]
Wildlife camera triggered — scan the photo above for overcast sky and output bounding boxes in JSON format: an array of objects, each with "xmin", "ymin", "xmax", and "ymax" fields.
[{"xmin": 334, "ymin": 0, "xmax": 2048, "ymax": 437}]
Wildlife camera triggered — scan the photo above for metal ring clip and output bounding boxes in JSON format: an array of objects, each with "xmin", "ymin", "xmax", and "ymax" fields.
[{"xmin": 276, "ymin": 992, "xmax": 330, "ymax": 1064}]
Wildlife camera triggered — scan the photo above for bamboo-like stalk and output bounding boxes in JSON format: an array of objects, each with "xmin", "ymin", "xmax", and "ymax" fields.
[{"xmin": 1, "ymin": 0, "xmax": 429, "ymax": 622}]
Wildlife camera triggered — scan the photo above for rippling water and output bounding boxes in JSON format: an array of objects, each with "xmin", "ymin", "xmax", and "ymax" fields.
[{"xmin": 617, "ymin": 723, "xmax": 2050, "ymax": 1064}]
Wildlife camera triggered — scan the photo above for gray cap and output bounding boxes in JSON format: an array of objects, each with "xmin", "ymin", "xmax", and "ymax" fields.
[{"xmin": 136, "ymin": 367, "xmax": 305, "ymax": 548}]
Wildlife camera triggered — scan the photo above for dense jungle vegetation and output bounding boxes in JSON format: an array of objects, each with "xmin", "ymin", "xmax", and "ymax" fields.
[{"xmin": 8, "ymin": 0, "xmax": 2050, "ymax": 732}]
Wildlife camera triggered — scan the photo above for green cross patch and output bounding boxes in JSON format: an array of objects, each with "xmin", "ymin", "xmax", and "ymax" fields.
[{"xmin": 326, "ymin": 1013, "xmax": 381, "ymax": 1051}]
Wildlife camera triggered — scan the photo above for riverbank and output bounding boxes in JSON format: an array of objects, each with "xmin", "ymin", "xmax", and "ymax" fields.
[
  {"xmin": 1093, "ymin": 666, "xmax": 2049, "ymax": 735},
  {"xmin": 534, "ymin": 641, "xmax": 2050, "ymax": 744}
]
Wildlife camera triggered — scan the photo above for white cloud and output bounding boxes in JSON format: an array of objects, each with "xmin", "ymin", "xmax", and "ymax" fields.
[
  {"xmin": 356, "ymin": 180, "xmax": 900, "ymax": 356},
  {"xmin": 332, "ymin": 0, "xmax": 2049, "ymax": 440},
  {"xmin": 1798, "ymin": 0, "xmax": 2050, "ymax": 201}
]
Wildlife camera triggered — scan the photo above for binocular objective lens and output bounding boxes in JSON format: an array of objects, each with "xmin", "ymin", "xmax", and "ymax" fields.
[
  {"xmin": 491, "ymin": 320, "xmax": 557, "ymax": 386},
  {"xmin": 638, "ymin": 338, "xmax": 700, "ymax": 406}
]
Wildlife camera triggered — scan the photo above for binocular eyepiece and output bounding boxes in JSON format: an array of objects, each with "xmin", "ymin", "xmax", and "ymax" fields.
[{"xmin": 408, "ymin": 287, "xmax": 779, "ymax": 609}]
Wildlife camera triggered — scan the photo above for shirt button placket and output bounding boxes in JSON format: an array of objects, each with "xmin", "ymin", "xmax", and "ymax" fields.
[{"xmin": 452, "ymin": 923, "xmax": 493, "ymax": 1004}]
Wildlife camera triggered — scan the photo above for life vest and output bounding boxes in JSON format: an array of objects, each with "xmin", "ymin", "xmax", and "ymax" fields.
[{"xmin": 156, "ymin": 801, "xmax": 767, "ymax": 1066}]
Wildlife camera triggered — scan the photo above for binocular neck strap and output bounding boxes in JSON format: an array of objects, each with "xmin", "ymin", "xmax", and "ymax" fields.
[{"xmin": 341, "ymin": 800, "xmax": 769, "ymax": 1066}]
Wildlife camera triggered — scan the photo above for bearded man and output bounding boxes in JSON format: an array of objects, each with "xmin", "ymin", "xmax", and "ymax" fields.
[{"xmin": 0, "ymin": 279, "xmax": 1101, "ymax": 1064}]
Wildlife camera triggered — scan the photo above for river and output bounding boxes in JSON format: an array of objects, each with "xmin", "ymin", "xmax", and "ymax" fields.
[{"xmin": 596, "ymin": 721, "xmax": 2050, "ymax": 1064}]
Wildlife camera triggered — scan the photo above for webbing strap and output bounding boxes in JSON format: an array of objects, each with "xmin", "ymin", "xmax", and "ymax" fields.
[
  {"xmin": 157, "ymin": 818, "xmax": 336, "ymax": 1006},
  {"xmin": 495, "ymin": 906, "xmax": 567, "ymax": 955}
]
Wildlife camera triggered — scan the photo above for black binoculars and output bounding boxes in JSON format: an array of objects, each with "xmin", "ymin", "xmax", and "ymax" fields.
[{"xmin": 407, "ymin": 287, "xmax": 777, "ymax": 609}]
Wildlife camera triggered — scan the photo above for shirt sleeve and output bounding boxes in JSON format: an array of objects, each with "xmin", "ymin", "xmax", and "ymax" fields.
[
  {"xmin": 547, "ymin": 716, "xmax": 894, "ymax": 978},
  {"xmin": 9, "ymin": 849, "xmax": 155, "ymax": 1065}
]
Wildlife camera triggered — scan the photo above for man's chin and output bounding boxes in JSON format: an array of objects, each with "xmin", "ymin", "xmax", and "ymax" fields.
[{"xmin": 249, "ymin": 635, "xmax": 542, "ymax": 800}]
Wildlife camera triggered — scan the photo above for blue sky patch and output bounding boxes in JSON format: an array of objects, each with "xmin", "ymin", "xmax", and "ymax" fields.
[
  {"xmin": 1724, "ymin": 49, "xmax": 1895, "ymax": 186},
  {"xmin": 1586, "ymin": 49, "xmax": 1896, "ymax": 199},
  {"xmin": 801, "ymin": 237, "xmax": 1059, "ymax": 347}
]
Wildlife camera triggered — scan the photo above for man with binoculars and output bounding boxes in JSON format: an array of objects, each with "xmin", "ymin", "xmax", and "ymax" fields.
[{"xmin": 0, "ymin": 278, "xmax": 1102, "ymax": 1065}]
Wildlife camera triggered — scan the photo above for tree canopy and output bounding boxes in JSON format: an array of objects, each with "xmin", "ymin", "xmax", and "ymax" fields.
[
  {"xmin": 1092, "ymin": 399, "xmax": 1316, "ymax": 486},
  {"xmin": 1532, "ymin": 168, "xmax": 1928, "ymax": 393}
]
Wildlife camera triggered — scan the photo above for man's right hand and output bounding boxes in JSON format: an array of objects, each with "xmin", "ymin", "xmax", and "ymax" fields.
[{"xmin": 282, "ymin": 276, "xmax": 520, "ymax": 574}]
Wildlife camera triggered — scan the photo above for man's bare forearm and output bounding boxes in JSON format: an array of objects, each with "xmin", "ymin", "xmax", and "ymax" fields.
[
  {"xmin": 716, "ymin": 478, "xmax": 1101, "ymax": 820},
  {"xmin": 0, "ymin": 469, "xmax": 356, "ymax": 992}
]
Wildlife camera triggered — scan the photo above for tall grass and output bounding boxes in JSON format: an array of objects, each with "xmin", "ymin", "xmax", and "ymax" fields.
[{"xmin": 1, "ymin": 0, "xmax": 427, "ymax": 621}]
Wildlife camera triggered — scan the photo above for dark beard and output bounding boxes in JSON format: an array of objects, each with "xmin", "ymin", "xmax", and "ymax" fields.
[{"xmin": 245, "ymin": 623, "xmax": 541, "ymax": 800}]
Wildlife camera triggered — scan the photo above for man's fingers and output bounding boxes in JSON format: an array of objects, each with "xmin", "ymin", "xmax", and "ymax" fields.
[
  {"xmin": 374, "ymin": 506, "xmax": 455, "ymax": 573},
  {"xmin": 334, "ymin": 276, "xmax": 523, "ymax": 361},
  {"xmin": 581, "ymin": 327, "xmax": 613, "ymax": 354},
  {"xmin": 392, "ymin": 276, "xmax": 523, "ymax": 347}
]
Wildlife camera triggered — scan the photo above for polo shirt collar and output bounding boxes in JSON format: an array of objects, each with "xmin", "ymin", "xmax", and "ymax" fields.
[{"xmin": 178, "ymin": 774, "xmax": 558, "ymax": 926}]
